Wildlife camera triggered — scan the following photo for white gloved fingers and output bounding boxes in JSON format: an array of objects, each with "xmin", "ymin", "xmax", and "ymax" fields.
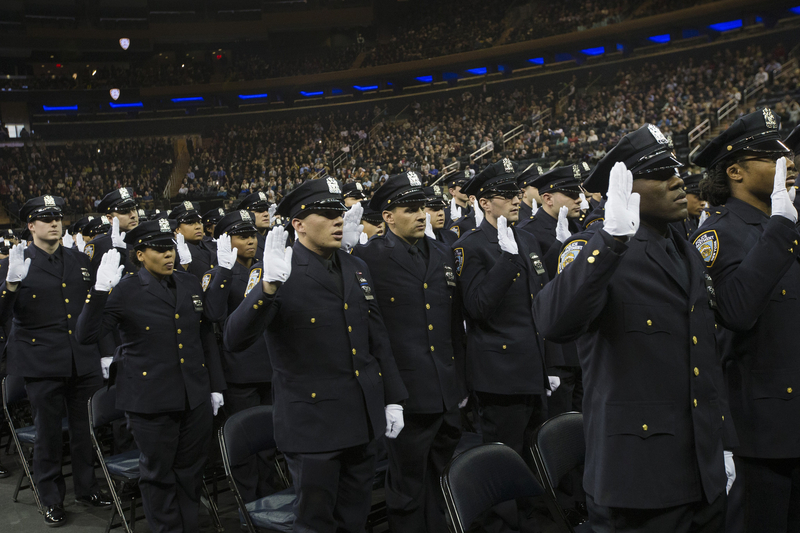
[
  {"xmin": 548, "ymin": 376, "xmax": 561, "ymax": 392},
  {"xmin": 579, "ymin": 192, "xmax": 590, "ymax": 210},
  {"xmin": 359, "ymin": 232, "xmax": 368, "ymax": 245},
  {"xmin": 100, "ymin": 357, "xmax": 113, "ymax": 379},
  {"xmin": 698, "ymin": 210, "xmax": 709, "ymax": 227},
  {"xmin": 76, "ymin": 234, "xmax": 86, "ymax": 252},
  {"xmin": 773, "ymin": 157, "xmax": 788, "ymax": 194},
  {"xmin": 791, "ymin": 186, "xmax": 797, "ymax": 202},
  {"xmin": 458, "ymin": 396, "xmax": 469, "ymax": 409}
]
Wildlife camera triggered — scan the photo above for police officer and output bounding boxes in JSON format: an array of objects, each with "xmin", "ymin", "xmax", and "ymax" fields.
[
  {"xmin": 343, "ymin": 181, "xmax": 368, "ymax": 207},
  {"xmin": 238, "ymin": 191, "xmax": 271, "ymax": 257},
  {"xmin": 517, "ymin": 163, "xmax": 544, "ymax": 221},
  {"xmin": 784, "ymin": 124, "xmax": 800, "ymax": 211},
  {"xmin": 170, "ymin": 201, "xmax": 213, "ymax": 281},
  {"xmin": 691, "ymin": 109, "xmax": 800, "ymax": 532},
  {"xmin": 536, "ymin": 124, "xmax": 734, "ymax": 532},
  {"xmin": 225, "ymin": 178, "xmax": 408, "ymax": 533},
  {"xmin": 354, "ymin": 172, "xmax": 465, "ymax": 532},
  {"xmin": 423, "ymin": 185, "xmax": 459, "ymax": 246},
  {"xmin": 202, "ymin": 210, "xmax": 277, "ymax": 501},
  {"xmin": 360, "ymin": 202, "xmax": 385, "ymax": 242},
  {"xmin": 75, "ymin": 219, "xmax": 226, "ymax": 533},
  {"xmin": 445, "ymin": 171, "xmax": 472, "ymax": 232},
  {"xmin": 670, "ymin": 172, "xmax": 704, "ymax": 240},
  {"xmin": 201, "ymin": 207, "xmax": 226, "ymax": 257},
  {"xmin": 0, "ymin": 195, "xmax": 111, "ymax": 526},
  {"xmin": 84, "ymin": 187, "xmax": 139, "ymax": 276}
]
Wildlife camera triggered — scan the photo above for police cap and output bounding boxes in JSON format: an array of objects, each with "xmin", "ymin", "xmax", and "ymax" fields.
[
  {"xmin": 682, "ymin": 172, "xmax": 703, "ymax": 196},
  {"xmin": 423, "ymin": 185, "xmax": 447, "ymax": 208},
  {"xmin": 360, "ymin": 201, "xmax": 384, "ymax": 226},
  {"xmin": 516, "ymin": 163, "xmax": 544, "ymax": 188},
  {"xmin": 461, "ymin": 158, "xmax": 520, "ymax": 198},
  {"xmin": 169, "ymin": 201, "xmax": 202, "ymax": 224},
  {"xmin": 342, "ymin": 182, "xmax": 367, "ymax": 200},
  {"xmin": 71, "ymin": 216, "xmax": 95, "ymax": 235},
  {"xmin": 239, "ymin": 191, "xmax": 270, "ymax": 212},
  {"xmin": 693, "ymin": 108, "xmax": 789, "ymax": 169},
  {"xmin": 20, "ymin": 195, "xmax": 65, "ymax": 222},
  {"xmin": 532, "ymin": 165, "xmax": 585, "ymax": 195},
  {"xmin": 277, "ymin": 177, "xmax": 347, "ymax": 220},
  {"xmin": 125, "ymin": 219, "xmax": 177, "ymax": 250},
  {"xmin": 98, "ymin": 187, "xmax": 136, "ymax": 213},
  {"xmin": 369, "ymin": 171, "xmax": 428, "ymax": 212},
  {"xmin": 203, "ymin": 207, "xmax": 226, "ymax": 226},
  {"xmin": 83, "ymin": 217, "xmax": 111, "ymax": 237},
  {"xmin": 445, "ymin": 169, "xmax": 471, "ymax": 189},
  {"xmin": 213, "ymin": 210, "xmax": 258, "ymax": 239}
]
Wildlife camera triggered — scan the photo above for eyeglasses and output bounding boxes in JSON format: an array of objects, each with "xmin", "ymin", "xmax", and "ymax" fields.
[
  {"xmin": 735, "ymin": 152, "xmax": 789, "ymax": 165},
  {"xmin": 251, "ymin": 207, "xmax": 269, "ymax": 213},
  {"xmin": 489, "ymin": 191, "xmax": 523, "ymax": 201},
  {"xmin": 36, "ymin": 215, "xmax": 63, "ymax": 223}
]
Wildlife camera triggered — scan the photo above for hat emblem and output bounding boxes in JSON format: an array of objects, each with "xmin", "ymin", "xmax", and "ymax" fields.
[
  {"xmin": 581, "ymin": 162, "xmax": 590, "ymax": 171},
  {"xmin": 763, "ymin": 108, "xmax": 777, "ymax": 130},
  {"xmin": 464, "ymin": 170, "xmax": 470, "ymax": 179},
  {"xmin": 573, "ymin": 165, "xmax": 582, "ymax": 180},
  {"xmin": 43, "ymin": 195, "xmax": 56, "ymax": 207},
  {"xmin": 407, "ymin": 171, "xmax": 422, "ymax": 186},
  {"xmin": 183, "ymin": 201, "xmax": 193, "ymax": 210},
  {"xmin": 119, "ymin": 188, "xmax": 130, "ymax": 199},
  {"xmin": 218, "ymin": 208, "xmax": 225, "ymax": 216},
  {"xmin": 87, "ymin": 216, "xmax": 94, "ymax": 221},
  {"xmin": 158, "ymin": 219, "xmax": 171, "ymax": 233},
  {"xmin": 240, "ymin": 210, "xmax": 252, "ymax": 222},
  {"xmin": 356, "ymin": 183, "xmax": 363, "ymax": 191},
  {"xmin": 502, "ymin": 158, "xmax": 514, "ymax": 173},
  {"xmin": 258, "ymin": 192, "xmax": 267, "ymax": 201},
  {"xmin": 433, "ymin": 185, "xmax": 441, "ymax": 196},
  {"xmin": 647, "ymin": 124, "xmax": 668, "ymax": 144},
  {"xmin": 326, "ymin": 177, "xmax": 341, "ymax": 194}
]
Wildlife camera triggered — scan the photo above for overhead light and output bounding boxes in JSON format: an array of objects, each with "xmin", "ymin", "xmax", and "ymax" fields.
[{"xmin": 92, "ymin": 70, "xmax": 97, "ymax": 76}]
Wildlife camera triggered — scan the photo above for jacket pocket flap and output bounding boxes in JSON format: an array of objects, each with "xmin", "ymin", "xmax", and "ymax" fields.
[
  {"xmin": 623, "ymin": 304, "xmax": 672, "ymax": 334},
  {"xmin": 750, "ymin": 370, "xmax": 800, "ymax": 400},
  {"xmin": 606, "ymin": 401, "xmax": 676, "ymax": 439}
]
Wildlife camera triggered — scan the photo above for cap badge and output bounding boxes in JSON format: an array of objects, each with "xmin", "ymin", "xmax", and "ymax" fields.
[
  {"xmin": 43, "ymin": 195, "xmax": 56, "ymax": 207},
  {"xmin": 407, "ymin": 171, "xmax": 422, "ymax": 186},
  {"xmin": 258, "ymin": 192, "xmax": 267, "ymax": 201},
  {"xmin": 158, "ymin": 219, "xmax": 171, "ymax": 233},
  {"xmin": 647, "ymin": 124, "xmax": 668, "ymax": 144},
  {"xmin": 183, "ymin": 201, "xmax": 193, "ymax": 210},
  {"xmin": 581, "ymin": 162, "xmax": 590, "ymax": 171},
  {"xmin": 218, "ymin": 208, "xmax": 225, "ymax": 216},
  {"xmin": 433, "ymin": 185, "xmax": 441, "ymax": 196},
  {"xmin": 356, "ymin": 183, "xmax": 363, "ymax": 191},
  {"xmin": 763, "ymin": 108, "xmax": 777, "ymax": 130},
  {"xmin": 502, "ymin": 158, "xmax": 514, "ymax": 173},
  {"xmin": 119, "ymin": 188, "xmax": 130, "ymax": 199},
  {"xmin": 87, "ymin": 216, "xmax": 94, "ymax": 221},
  {"xmin": 240, "ymin": 210, "xmax": 252, "ymax": 222},
  {"xmin": 326, "ymin": 177, "xmax": 341, "ymax": 194},
  {"xmin": 573, "ymin": 165, "xmax": 582, "ymax": 180}
]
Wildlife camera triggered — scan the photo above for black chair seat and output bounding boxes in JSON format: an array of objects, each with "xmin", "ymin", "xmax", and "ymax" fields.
[
  {"xmin": 16, "ymin": 417, "xmax": 68, "ymax": 444},
  {"xmin": 105, "ymin": 449, "xmax": 141, "ymax": 480},
  {"xmin": 244, "ymin": 487, "xmax": 295, "ymax": 532}
]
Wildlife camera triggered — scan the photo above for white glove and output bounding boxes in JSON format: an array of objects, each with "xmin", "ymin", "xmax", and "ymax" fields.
[
  {"xmin": 458, "ymin": 396, "xmax": 469, "ymax": 409},
  {"xmin": 496, "ymin": 215, "xmax": 518, "ymax": 255},
  {"xmin": 556, "ymin": 205, "xmax": 572, "ymax": 243},
  {"xmin": 385, "ymin": 404, "xmax": 404, "ymax": 439},
  {"xmin": 450, "ymin": 198, "xmax": 462, "ymax": 222},
  {"xmin": 724, "ymin": 450, "xmax": 736, "ymax": 494},
  {"xmin": 359, "ymin": 232, "xmax": 368, "ymax": 245},
  {"xmin": 100, "ymin": 357, "xmax": 113, "ymax": 380},
  {"xmin": 771, "ymin": 157, "xmax": 797, "ymax": 223},
  {"xmin": 176, "ymin": 233, "xmax": 192, "ymax": 265},
  {"xmin": 546, "ymin": 376, "xmax": 561, "ymax": 397},
  {"xmin": 340, "ymin": 202, "xmax": 364, "ymax": 252},
  {"xmin": 263, "ymin": 225, "xmax": 293, "ymax": 284},
  {"xmin": 211, "ymin": 392, "xmax": 224, "ymax": 416},
  {"xmin": 698, "ymin": 210, "xmax": 709, "ymax": 227},
  {"xmin": 268, "ymin": 204, "xmax": 277, "ymax": 226},
  {"xmin": 216, "ymin": 233, "xmax": 237, "ymax": 270},
  {"xmin": 62, "ymin": 232, "xmax": 75, "ymax": 249},
  {"xmin": 6, "ymin": 243, "xmax": 31, "ymax": 283},
  {"xmin": 791, "ymin": 186, "xmax": 797, "ymax": 203},
  {"xmin": 75, "ymin": 233, "xmax": 86, "ymax": 252},
  {"xmin": 579, "ymin": 192, "xmax": 590, "ymax": 210},
  {"xmin": 425, "ymin": 213, "xmax": 436, "ymax": 240},
  {"xmin": 95, "ymin": 249, "xmax": 124, "ymax": 292},
  {"xmin": 531, "ymin": 197, "xmax": 538, "ymax": 212},
  {"xmin": 110, "ymin": 217, "xmax": 126, "ymax": 249},
  {"xmin": 473, "ymin": 198, "xmax": 484, "ymax": 227},
  {"xmin": 603, "ymin": 162, "xmax": 640, "ymax": 240}
]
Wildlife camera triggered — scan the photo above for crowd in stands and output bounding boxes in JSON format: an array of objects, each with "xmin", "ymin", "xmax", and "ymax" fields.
[{"xmin": 0, "ymin": 138, "xmax": 174, "ymax": 219}]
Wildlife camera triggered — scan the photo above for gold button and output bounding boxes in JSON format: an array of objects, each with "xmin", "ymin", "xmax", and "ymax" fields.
[
  {"xmin": 32, "ymin": 295, "xmax": 36, "ymax": 298},
  {"xmin": 642, "ymin": 424, "xmax": 648, "ymax": 431},
  {"xmin": 177, "ymin": 329, "xmax": 182, "ymax": 334},
  {"xmin": 646, "ymin": 319, "xmax": 652, "ymax": 326},
  {"xmin": 220, "ymin": 284, "xmax": 225, "ymax": 288},
  {"xmin": 258, "ymin": 300, "xmax": 264, "ymax": 305},
  {"xmin": 391, "ymin": 297, "xmax": 395, "ymax": 302},
  {"xmin": 693, "ymin": 399, "xmax": 698, "ymax": 407},
  {"xmin": 352, "ymin": 349, "xmax": 357, "ymax": 355},
  {"xmin": 344, "ymin": 303, "xmax": 348, "ymax": 310},
  {"xmin": 587, "ymin": 257, "xmax": 595, "ymax": 264},
  {"xmin": 146, "ymin": 326, "xmax": 150, "ymax": 331},
  {"xmin": 430, "ymin": 346, "xmax": 435, "ymax": 352},
  {"xmin": 311, "ymin": 393, "xmax": 316, "ymax": 398},
  {"xmin": 378, "ymin": 372, "xmax": 382, "ymax": 377},
  {"xmin": 424, "ymin": 283, "xmax": 428, "ymax": 289},
  {"xmin": 428, "ymin": 324, "xmax": 433, "ymax": 330},
  {"xmin": 179, "ymin": 344, "xmax": 183, "ymax": 349},
  {"xmin": 795, "ymin": 240, "xmax": 799, "ymax": 246},
  {"xmin": 426, "ymin": 304, "xmax": 430, "ymax": 309},
  {"xmin": 502, "ymin": 345, "xmax": 507, "ymax": 350},
  {"xmin": 31, "ymin": 338, "xmax": 35, "ymax": 343},
  {"xmin": 253, "ymin": 305, "xmax": 258, "ymax": 309},
  {"xmin": 694, "ymin": 367, "xmax": 699, "ymax": 376},
  {"xmin": 180, "ymin": 358, "xmax": 184, "ymax": 363},
  {"xmin": 142, "ymin": 372, "xmax": 147, "ymax": 376},
  {"xmin": 348, "ymin": 326, "xmax": 352, "ymax": 332},
  {"xmin": 722, "ymin": 415, "xmax": 724, "ymax": 421},
  {"xmin": 68, "ymin": 330, "xmax": 72, "ymax": 334},
  {"xmin": 691, "ymin": 305, "xmax": 694, "ymax": 312},
  {"xmin": 788, "ymin": 388, "xmax": 794, "ymax": 394},
  {"xmin": 355, "ymin": 370, "xmax": 359, "ymax": 376},
  {"xmin": 311, "ymin": 318, "xmax": 316, "ymax": 324},
  {"xmin": 782, "ymin": 290, "xmax": 787, "ymax": 295},
  {"xmin": 175, "ymin": 314, "xmax": 179, "ymax": 319},
  {"xmin": 62, "ymin": 283, "xmax": 66, "ymax": 288},
  {"xmin": 64, "ymin": 299, "xmax": 69, "ymax": 303},
  {"xmin": 592, "ymin": 250, "xmax": 600, "ymax": 256},
  {"xmin": 67, "ymin": 314, "xmax": 71, "ymax": 319},
  {"xmin": 790, "ymin": 248, "xmax": 794, "ymax": 253},
  {"xmin": 692, "ymin": 336, "xmax": 698, "ymax": 345},
  {"xmin": 516, "ymin": 272, "xmax": 521, "ymax": 277}
]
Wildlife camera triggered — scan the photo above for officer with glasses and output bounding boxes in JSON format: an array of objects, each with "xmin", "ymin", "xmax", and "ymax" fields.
[
  {"xmin": 692, "ymin": 108, "xmax": 800, "ymax": 533},
  {"xmin": 84, "ymin": 187, "xmax": 139, "ymax": 277},
  {"xmin": 0, "ymin": 195, "xmax": 112, "ymax": 526}
]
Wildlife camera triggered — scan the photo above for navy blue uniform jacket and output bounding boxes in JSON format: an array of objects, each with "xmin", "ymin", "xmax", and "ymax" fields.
[
  {"xmin": 353, "ymin": 231, "xmax": 466, "ymax": 413},
  {"xmin": 534, "ymin": 225, "xmax": 729, "ymax": 509},
  {"xmin": 691, "ymin": 198, "xmax": 800, "ymax": 458},
  {"xmin": 75, "ymin": 268, "xmax": 225, "ymax": 414},
  {"xmin": 85, "ymin": 232, "xmax": 137, "ymax": 277},
  {"xmin": 225, "ymin": 241, "xmax": 408, "ymax": 454}
]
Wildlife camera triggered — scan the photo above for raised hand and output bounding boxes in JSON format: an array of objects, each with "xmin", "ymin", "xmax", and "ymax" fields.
[
  {"xmin": 340, "ymin": 202, "xmax": 364, "ymax": 252},
  {"xmin": 771, "ymin": 157, "xmax": 797, "ymax": 223},
  {"xmin": 111, "ymin": 217, "xmax": 126, "ymax": 249},
  {"xmin": 263, "ymin": 225, "xmax": 292, "ymax": 284},
  {"xmin": 603, "ymin": 162, "xmax": 640, "ymax": 240},
  {"xmin": 496, "ymin": 215, "xmax": 518, "ymax": 255},
  {"xmin": 176, "ymin": 233, "xmax": 192, "ymax": 265},
  {"xmin": 6, "ymin": 243, "xmax": 31, "ymax": 284},
  {"xmin": 216, "ymin": 233, "xmax": 237, "ymax": 270},
  {"xmin": 556, "ymin": 205, "xmax": 572, "ymax": 243},
  {"xmin": 95, "ymin": 249, "xmax": 124, "ymax": 292}
]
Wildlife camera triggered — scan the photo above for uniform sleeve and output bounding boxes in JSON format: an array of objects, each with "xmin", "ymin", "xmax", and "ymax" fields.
[
  {"xmin": 75, "ymin": 288, "xmax": 124, "ymax": 345},
  {"xmin": 457, "ymin": 242, "xmax": 524, "ymax": 321},
  {"xmin": 202, "ymin": 267, "xmax": 232, "ymax": 323},
  {"xmin": 200, "ymin": 317, "xmax": 226, "ymax": 393},
  {"xmin": 223, "ymin": 279, "xmax": 279, "ymax": 353},
  {"xmin": 533, "ymin": 230, "xmax": 627, "ymax": 342},
  {"xmin": 701, "ymin": 217, "xmax": 800, "ymax": 331}
]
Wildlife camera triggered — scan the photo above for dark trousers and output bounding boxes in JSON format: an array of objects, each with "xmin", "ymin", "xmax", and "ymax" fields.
[
  {"xmin": 225, "ymin": 381, "xmax": 281, "ymax": 502},
  {"xmin": 546, "ymin": 366, "xmax": 583, "ymax": 417},
  {"xmin": 736, "ymin": 456, "xmax": 800, "ymax": 532},
  {"xmin": 284, "ymin": 440, "xmax": 377, "ymax": 533},
  {"xmin": 587, "ymin": 492, "xmax": 726, "ymax": 533},
  {"xmin": 127, "ymin": 397, "xmax": 212, "ymax": 533},
  {"xmin": 25, "ymin": 371, "xmax": 103, "ymax": 507},
  {"xmin": 386, "ymin": 405, "xmax": 462, "ymax": 533}
]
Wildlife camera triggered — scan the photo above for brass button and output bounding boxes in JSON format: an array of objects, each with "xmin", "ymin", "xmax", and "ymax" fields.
[
  {"xmin": 722, "ymin": 415, "xmax": 724, "ymax": 421},
  {"xmin": 692, "ymin": 336, "xmax": 698, "ymax": 345},
  {"xmin": 68, "ymin": 330, "xmax": 72, "ymax": 334},
  {"xmin": 179, "ymin": 344, "xmax": 183, "ymax": 349},
  {"xmin": 31, "ymin": 338, "xmax": 35, "ymax": 343},
  {"xmin": 344, "ymin": 303, "xmax": 348, "ymax": 310},
  {"xmin": 428, "ymin": 324, "xmax": 433, "ymax": 331},
  {"xmin": 390, "ymin": 297, "xmax": 395, "ymax": 302},
  {"xmin": 378, "ymin": 372, "xmax": 382, "ymax": 377},
  {"xmin": 782, "ymin": 290, "xmax": 787, "ymax": 295},
  {"xmin": 64, "ymin": 298, "xmax": 69, "ymax": 303},
  {"xmin": 146, "ymin": 326, "xmax": 150, "ymax": 331},
  {"xmin": 642, "ymin": 424, "xmax": 648, "ymax": 431},
  {"xmin": 352, "ymin": 349, "xmax": 356, "ymax": 355},
  {"xmin": 502, "ymin": 345, "xmax": 507, "ymax": 350},
  {"xmin": 348, "ymin": 326, "xmax": 352, "ymax": 332},
  {"xmin": 691, "ymin": 305, "xmax": 694, "ymax": 312},
  {"xmin": 592, "ymin": 250, "xmax": 600, "ymax": 256},
  {"xmin": 788, "ymin": 388, "xmax": 794, "ymax": 394},
  {"xmin": 790, "ymin": 248, "xmax": 795, "ymax": 253},
  {"xmin": 795, "ymin": 240, "xmax": 799, "ymax": 246},
  {"xmin": 142, "ymin": 372, "xmax": 147, "ymax": 376},
  {"xmin": 426, "ymin": 304, "xmax": 430, "ymax": 309},
  {"xmin": 694, "ymin": 367, "xmax": 699, "ymax": 376},
  {"xmin": 355, "ymin": 370, "xmax": 359, "ymax": 377},
  {"xmin": 646, "ymin": 319, "xmax": 652, "ymax": 326},
  {"xmin": 67, "ymin": 314, "xmax": 71, "ymax": 319},
  {"xmin": 693, "ymin": 399, "xmax": 698, "ymax": 407},
  {"xmin": 253, "ymin": 305, "xmax": 258, "ymax": 309},
  {"xmin": 430, "ymin": 346, "xmax": 435, "ymax": 352},
  {"xmin": 177, "ymin": 329, "xmax": 182, "ymax": 334},
  {"xmin": 424, "ymin": 283, "xmax": 428, "ymax": 289},
  {"xmin": 258, "ymin": 300, "xmax": 264, "ymax": 305},
  {"xmin": 516, "ymin": 272, "xmax": 521, "ymax": 277},
  {"xmin": 180, "ymin": 358, "xmax": 184, "ymax": 364},
  {"xmin": 311, "ymin": 318, "xmax": 316, "ymax": 324},
  {"xmin": 311, "ymin": 393, "xmax": 316, "ymax": 398},
  {"xmin": 175, "ymin": 314, "xmax": 179, "ymax": 319},
  {"xmin": 587, "ymin": 257, "xmax": 595, "ymax": 264},
  {"xmin": 32, "ymin": 295, "xmax": 36, "ymax": 298},
  {"xmin": 62, "ymin": 283, "xmax": 66, "ymax": 288}
]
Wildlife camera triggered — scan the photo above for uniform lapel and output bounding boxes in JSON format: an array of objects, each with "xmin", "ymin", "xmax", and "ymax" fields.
[
  {"xmin": 387, "ymin": 231, "xmax": 423, "ymax": 280},
  {"xmin": 641, "ymin": 229, "xmax": 690, "ymax": 296},
  {"xmin": 139, "ymin": 268, "xmax": 175, "ymax": 307},
  {"xmin": 424, "ymin": 236, "xmax": 442, "ymax": 282},
  {"xmin": 339, "ymin": 250, "xmax": 357, "ymax": 301},
  {"xmin": 295, "ymin": 242, "xmax": 340, "ymax": 298},
  {"xmin": 61, "ymin": 246, "xmax": 79, "ymax": 283},
  {"xmin": 29, "ymin": 244, "xmax": 61, "ymax": 280}
]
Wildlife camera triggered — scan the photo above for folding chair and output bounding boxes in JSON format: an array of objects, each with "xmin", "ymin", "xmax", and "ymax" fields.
[
  {"xmin": 219, "ymin": 405, "xmax": 295, "ymax": 533},
  {"xmin": 531, "ymin": 412, "xmax": 591, "ymax": 533},
  {"xmin": 440, "ymin": 442, "xmax": 546, "ymax": 533},
  {"xmin": 2, "ymin": 374, "xmax": 43, "ymax": 512}
]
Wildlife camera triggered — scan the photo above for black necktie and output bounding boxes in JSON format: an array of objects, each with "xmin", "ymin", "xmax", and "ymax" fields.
[
  {"xmin": 408, "ymin": 244, "xmax": 426, "ymax": 276},
  {"xmin": 323, "ymin": 257, "xmax": 343, "ymax": 296},
  {"xmin": 665, "ymin": 238, "xmax": 690, "ymax": 291}
]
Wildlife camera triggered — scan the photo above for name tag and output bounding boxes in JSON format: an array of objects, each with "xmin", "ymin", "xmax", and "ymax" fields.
[
  {"xmin": 443, "ymin": 265, "xmax": 456, "ymax": 287},
  {"xmin": 703, "ymin": 273, "xmax": 717, "ymax": 310},
  {"xmin": 191, "ymin": 295, "xmax": 204, "ymax": 312},
  {"xmin": 529, "ymin": 253, "xmax": 546, "ymax": 276},
  {"xmin": 356, "ymin": 272, "xmax": 374, "ymax": 301},
  {"xmin": 81, "ymin": 268, "xmax": 91, "ymax": 282}
]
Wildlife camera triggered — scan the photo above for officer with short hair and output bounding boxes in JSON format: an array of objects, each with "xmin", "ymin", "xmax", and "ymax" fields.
[
  {"xmin": 0, "ymin": 195, "xmax": 112, "ymax": 526},
  {"xmin": 343, "ymin": 182, "xmax": 368, "ymax": 207},
  {"xmin": 691, "ymin": 109, "xmax": 800, "ymax": 532},
  {"xmin": 84, "ymin": 187, "xmax": 139, "ymax": 276},
  {"xmin": 170, "ymin": 201, "xmax": 213, "ymax": 281},
  {"xmin": 76, "ymin": 219, "xmax": 226, "ymax": 533},
  {"xmin": 354, "ymin": 172, "xmax": 465, "ymax": 532},
  {"xmin": 360, "ymin": 202, "xmax": 385, "ymax": 241},
  {"xmin": 423, "ymin": 185, "xmax": 458, "ymax": 246},
  {"xmin": 517, "ymin": 163, "xmax": 544, "ymax": 221},
  {"xmin": 225, "ymin": 178, "xmax": 408, "ymax": 533}
]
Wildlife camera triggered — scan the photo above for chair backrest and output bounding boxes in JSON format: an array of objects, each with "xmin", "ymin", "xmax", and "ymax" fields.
[
  {"xmin": 535, "ymin": 412, "xmax": 585, "ymax": 490},
  {"xmin": 221, "ymin": 405, "xmax": 277, "ymax": 467},
  {"xmin": 2, "ymin": 375, "xmax": 27, "ymax": 407},
  {"xmin": 441, "ymin": 443, "xmax": 545, "ymax": 533},
  {"xmin": 89, "ymin": 385, "xmax": 124, "ymax": 429}
]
